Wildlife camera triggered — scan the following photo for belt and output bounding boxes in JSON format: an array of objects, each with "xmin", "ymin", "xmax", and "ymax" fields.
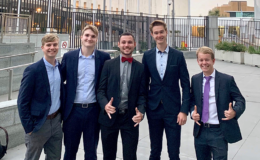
[
  {"xmin": 47, "ymin": 110, "xmax": 59, "ymax": 120},
  {"xmin": 202, "ymin": 123, "xmax": 220, "ymax": 128},
  {"xmin": 74, "ymin": 102, "xmax": 97, "ymax": 108}
]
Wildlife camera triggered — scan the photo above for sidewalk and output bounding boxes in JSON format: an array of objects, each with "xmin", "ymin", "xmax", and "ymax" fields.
[{"xmin": 3, "ymin": 59, "xmax": 260, "ymax": 160}]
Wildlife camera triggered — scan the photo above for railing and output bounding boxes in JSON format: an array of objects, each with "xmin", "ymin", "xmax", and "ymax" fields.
[{"xmin": 0, "ymin": 49, "xmax": 118, "ymax": 101}]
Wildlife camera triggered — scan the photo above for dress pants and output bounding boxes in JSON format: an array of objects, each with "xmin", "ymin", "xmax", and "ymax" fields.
[
  {"xmin": 147, "ymin": 103, "xmax": 181, "ymax": 160},
  {"xmin": 195, "ymin": 126, "xmax": 228, "ymax": 160},
  {"xmin": 63, "ymin": 104, "xmax": 99, "ymax": 160},
  {"xmin": 24, "ymin": 113, "xmax": 62, "ymax": 160},
  {"xmin": 100, "ymin": 112, "xmax": 139, "ymax": 160}
]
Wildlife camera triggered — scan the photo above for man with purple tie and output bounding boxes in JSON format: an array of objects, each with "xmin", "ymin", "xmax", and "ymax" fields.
[{"xmin": 190, "ymin": 46, "xmax": 246, "ymax": 160}]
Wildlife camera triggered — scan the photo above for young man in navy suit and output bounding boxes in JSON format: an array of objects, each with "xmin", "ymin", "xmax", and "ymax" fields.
[
  {"xmin": 190, "ymin": 46, "xmax": 245, "ymax": 160},
  {"xmin": 142, "ymin": 20, "xmax": 190, "ymax": 160},
  {"xmin": 18, "ymin": 34, "xmax": 64, "ymax": 160},
  {"xmin": 97, "ymin": 32, "xmax": 146, "ymax": 160},
  {"xmin": 60, "ymin": 25, "xmax": 110, "ymax": 160}
]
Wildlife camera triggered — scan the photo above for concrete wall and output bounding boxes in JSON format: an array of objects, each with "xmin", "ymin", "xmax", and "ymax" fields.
[{"xmin": 0, "ymin": 100, "xmax": 24, "ymax": 149}]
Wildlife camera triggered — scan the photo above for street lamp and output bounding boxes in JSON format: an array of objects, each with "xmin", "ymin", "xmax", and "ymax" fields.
[{"xmin": 36, "ymin": 8, "xmax": 41, "ymax": 13}]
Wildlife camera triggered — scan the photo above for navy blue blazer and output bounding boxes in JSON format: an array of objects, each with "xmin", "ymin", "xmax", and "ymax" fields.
[
  {"xmin": 97, "ymin": 56, "xmax": 146, "ymax": 127},
  {"xmin": 60, "ymin": 49, "xmax": 111, "ymax": 121},
  {"xmin": 142, "ymin": 47, "xmax": 190, "ymax": 115},
  {"xmin": 190, "ymin": 70, "xmax": 246, "ymax": 143},
  {"xmin": 17, "ymin": 59, "xmax": 65, "ymax": 134}
]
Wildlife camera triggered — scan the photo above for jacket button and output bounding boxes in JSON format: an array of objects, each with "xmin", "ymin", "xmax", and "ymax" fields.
[{"xmin": 161, "ymin": 100, "xmax": 163, "ymax": 104}]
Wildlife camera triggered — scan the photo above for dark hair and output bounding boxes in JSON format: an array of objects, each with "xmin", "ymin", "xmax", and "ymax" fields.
[{"xmin": 119, "ymin": 32, "xmax": 135, "ymax": 42}]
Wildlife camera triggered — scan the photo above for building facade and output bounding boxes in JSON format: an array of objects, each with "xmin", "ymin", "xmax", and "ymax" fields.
[
  {"xmin": 72, "ymin": 0, "xmax": 188, "ymax": 17},
  {"xmin": 211, "ymin": 1, "xmax": 254, "ymax": 17}
]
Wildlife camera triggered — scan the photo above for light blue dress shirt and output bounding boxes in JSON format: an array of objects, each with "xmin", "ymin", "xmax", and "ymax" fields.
[
  {"xmin": 74, "ymin": 49, "xmax": 96, "ymax": 104},
  {"xmin": 43, "ymin": 57, "xmax": 61, "ymax": 115},
  {"xmin": 156, "ymin": 46, "xmax": 169, "ymax": 80}
]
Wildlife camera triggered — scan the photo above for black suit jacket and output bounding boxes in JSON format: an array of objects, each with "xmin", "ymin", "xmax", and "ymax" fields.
[
  {"xmin": 97, "ymin": 56, "xmax": 146, "ymax": 127},
  {"xmin": 17, "ymin": 59, "xmax": 65, "ymax": 134},
  {"xmin": 60, "ymin": 49, "xmax": 111, "ymax": 121},
  {"xmin": 142, "ymin": 47, "xmax": 190, "ymax": 115},
  {"xmin": 190, "ymin": 70, "xmax": 246, "ymax": 143}
]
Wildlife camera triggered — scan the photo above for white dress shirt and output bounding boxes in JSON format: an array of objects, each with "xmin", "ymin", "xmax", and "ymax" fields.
[{"xmin": 202, "ymin": 69, "xmax": 219, "ymax": 124}]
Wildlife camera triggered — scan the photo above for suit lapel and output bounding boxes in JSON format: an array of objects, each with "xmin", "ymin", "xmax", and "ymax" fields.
[
  {"xmin": 115, "ymin": 56, "xmax": 121, "ymax": 96},
  {"xmin": 149, "ymin": 48, "xmax": 161, "ymax": 81},
  {"xmin": 95, "ymin": 50, "xmax": 100, "ymax": 87},
  {"xmin": 129, "ymin": 59, "xmax": 136, "ymax": 89},
  {"xmin": 73, "ymin": 49, "xmax": 80, "ymax": 87},
  {"xmin": 197, "ymin": 72, "xmax": 203, "ymax": 113},
  {"xmin": 40, "ymin": 59, "xmax": 51, "ymax": 96},
  {"xmin": 215, "ymin": 70, "xmax": 220, "ymax": 106},
  {"xmin": 163, "ymin": 48, "xmax": 173, "ymax": 81}
]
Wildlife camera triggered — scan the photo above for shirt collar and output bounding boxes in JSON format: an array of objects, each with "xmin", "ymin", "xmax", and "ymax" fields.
[
  {"xmin": 156, "ymin": 45, "xmax": 169, "ymax": 54},
  {"xmin": 79, "ymin": 49, "xmax": 95, "ymax": 58},
  {"xmin": 203, "ymin": 69, "xmax": 215, "ymax": 78},
  {"xmin": 43, "ymin": 57, "xmax": 58, "ymax": 67}
]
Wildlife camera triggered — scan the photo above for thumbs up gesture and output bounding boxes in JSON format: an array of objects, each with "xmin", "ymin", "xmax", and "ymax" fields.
[
  {"xmin": 105, "ymin": 97, "xmax": 116, "ymax": 119},
  {"xmin": 222, "ymin": 103, "xmax": 236, "ymax": 121},
  {"xmin": 132, "ymin": 107, "xmax": 143, "ymax": 127},
  {"xmin": 192, "ymin": 105, "xmax": 201, "ymax": 126}
]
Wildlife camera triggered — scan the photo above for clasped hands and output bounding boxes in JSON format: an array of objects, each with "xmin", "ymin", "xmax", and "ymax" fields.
[
  {"xmin": 104, "ymin": 97, "xmax": 143, "ymax": 127},
  {"xmin": 192, "ymin": 103, "xmax": 236, "ymax": 126}
]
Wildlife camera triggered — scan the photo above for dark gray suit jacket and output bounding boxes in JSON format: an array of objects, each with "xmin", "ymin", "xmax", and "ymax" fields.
[
  {"xmin": 97, "ymin": 56, "xmax": 146, "ymax": 127},
  {"xmin": 190, "ymin": 70, "xmax": 245, "ymax": 143}
]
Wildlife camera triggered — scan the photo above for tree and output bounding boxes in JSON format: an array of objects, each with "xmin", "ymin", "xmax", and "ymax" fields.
[{"xmin": 208, "ymin": 9, "xmax": 220, "ymax": 16}]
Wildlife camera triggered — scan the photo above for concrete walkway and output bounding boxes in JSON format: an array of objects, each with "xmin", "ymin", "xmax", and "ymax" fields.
[{"xmin": 2, "ymin": 59, "xmax": 260, "ymax": 160}]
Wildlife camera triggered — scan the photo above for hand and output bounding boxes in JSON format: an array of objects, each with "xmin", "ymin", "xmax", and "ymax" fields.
[
  {"xmin": 177, "ymin": 112, "xmax": 187, "ymax": 125},
  {"xmin": 105, "ymin": 97, "xmax": 116, "ymax": 119},
  {"xmin": 132, "ymin": 108, "xmax": 143, "ymax": 127},
  {"xmin": 192, "ymin": 105, "xmax": 201, "ymax": 126},
  {"xmin": 28, "ymin": 132, "xmax": 32, "ymax": 135},
  {"xmin": 222, "ymin": 103, "xmax": 236, "ymax": 121}
]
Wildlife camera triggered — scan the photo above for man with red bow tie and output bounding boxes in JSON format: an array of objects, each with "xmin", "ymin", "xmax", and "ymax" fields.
[{"xmin": 97, "ymin": 32, "xmax": 146, "ymax": 160}]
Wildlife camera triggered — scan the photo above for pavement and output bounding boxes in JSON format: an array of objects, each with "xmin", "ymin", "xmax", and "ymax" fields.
[{"xmin": 2, "ymin": 59, "xmax": 260, "ymax": 160}]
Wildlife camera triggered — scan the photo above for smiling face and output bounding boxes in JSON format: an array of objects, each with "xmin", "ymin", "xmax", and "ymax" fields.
[
  {"xmin": 118, "ymin": 35, "xmax": 136, "ymax": 58},
  {"xmin": 151, "ymin": 25, "xmax": 167, "ymax": 45},
  {"xmin": 197, "ymin": 52, "xmax": 215, "ymax": 76},
  {"xmin": 41, "ymin": 40, "xmax": 59, "ymax": 59},
  {"xmin": 81, "ymin": 29, "xmax": 98, "ymax": 48}
]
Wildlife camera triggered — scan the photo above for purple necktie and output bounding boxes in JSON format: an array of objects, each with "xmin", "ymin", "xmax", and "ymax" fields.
[{"xmin": 202, "ymin": 76, "xmax": 212, "ymax": 123}]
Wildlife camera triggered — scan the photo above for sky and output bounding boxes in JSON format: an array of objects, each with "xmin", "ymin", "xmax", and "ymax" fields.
[{"xmin": 190, "ymin": 0, "xmax": 255, "ymax": 16}]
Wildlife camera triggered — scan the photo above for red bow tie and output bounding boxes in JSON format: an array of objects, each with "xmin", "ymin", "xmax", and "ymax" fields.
[{"xmin": 121, "ymin": 57, "xmax": 133, "ymax": 63}]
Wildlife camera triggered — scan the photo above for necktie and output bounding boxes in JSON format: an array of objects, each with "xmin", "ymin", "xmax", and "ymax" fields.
[
  {"xmin": 202, "ymin": 76, "xmax": 212, "ymax": 123},
  {"xmin": 121, "ymin": 57, "xmax": 133, "ymax": 63}
]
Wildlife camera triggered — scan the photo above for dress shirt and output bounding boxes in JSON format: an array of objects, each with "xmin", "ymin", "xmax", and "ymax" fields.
[
  {"xmin": 202, "ymin": 69, "xmax": 219, "ymax": 124},
  {"xmin": 43, "ymin": 57, "xmax": 61, "ymax": 115},
  {"xmin": 118, "ymin": 54, "xmax": 132, "ymax": 111},
  {"xmin": 74, "ymin": 49, "xmax": 96, "ymax": 104},
  {"xmin": 156, "ymin": 46, "xmax": 169, "ymax": 80}
]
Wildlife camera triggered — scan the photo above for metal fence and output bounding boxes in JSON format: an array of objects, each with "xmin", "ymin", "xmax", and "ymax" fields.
[
  {"xmin": 218, "ymin": 18, "xmax": 260, "ymax": 48},
  {"xmin": 0, "ymin": 0, "xmax": 208, "ymax": 51},
  {"xmin": 0, "ymin": 12, "xmax": 31, "ymax": 43}
]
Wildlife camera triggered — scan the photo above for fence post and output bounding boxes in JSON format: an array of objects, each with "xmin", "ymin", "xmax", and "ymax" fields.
[
  {"xmin": 1, "ymin": 13, "xmax": 5, "ymax": 43},
  {"xmin": 207, "ymin": 16, "xmax": 218, "ymax": 51},
  {"xmin": 28, "ymin": 15, "xmax": 31, "ymax": 43},
  {"xmin": 136, "ymin": 15, "xmax": 140, "ymax": 52},
  {"xmin": 8, "ymin": 69, "xmax": 13, "ymax": 100},
  {"xmin": 109, "ymin": 14, "xmax": 112, "ymax": 49}
]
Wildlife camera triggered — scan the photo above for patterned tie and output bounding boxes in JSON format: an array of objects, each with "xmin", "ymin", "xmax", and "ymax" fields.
[{"xmin": 202, "ymin": 76, "xmax": 212, "ymax": 123}]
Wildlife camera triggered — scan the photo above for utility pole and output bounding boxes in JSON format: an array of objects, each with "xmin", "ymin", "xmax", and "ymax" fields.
[{"xmin": 102, "ymin": 0, "xmax": 106, "ymax": 49}]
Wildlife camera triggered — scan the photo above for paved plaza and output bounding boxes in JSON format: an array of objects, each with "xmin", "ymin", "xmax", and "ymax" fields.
[{"xmin": 2, "ymin": 58, "xmax": 260, "ymax": 160}]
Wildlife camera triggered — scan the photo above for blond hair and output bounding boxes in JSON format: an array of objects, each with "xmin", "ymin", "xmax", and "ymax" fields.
[
  {"xmin": 196, "ymin": 46, "xmax": 215, "ymax": 59},
  {"xmin": 149, "ymin": 20, "xmax": 167, "ymax": 33},
  {"xmin": 81, "ymin": 25, "xmax": 99, "ymax": 36},
  {"xmin": 41, "ymin": 34, "xmax": 59, "ymax": 46}
]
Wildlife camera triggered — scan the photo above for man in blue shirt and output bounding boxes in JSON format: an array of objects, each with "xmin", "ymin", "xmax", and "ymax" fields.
[
  {"xmin": 18, "ymin": 34, "xmax": 64, "ymax": 160},
  {"xmin": 61, "ymin": 25, "xmax": 110, "ymax": 160}
]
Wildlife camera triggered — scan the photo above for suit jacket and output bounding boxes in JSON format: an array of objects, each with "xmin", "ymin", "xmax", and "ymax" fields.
[
  {"xmin": 142, "ymin": 47, "xmax": 190, "ymax": 115},
  {"xmin": 17, "ymin": 59, "xmax": 65, "ymax": 134},
  {"xmin": 97, "ymin": 56, "xmax": 146, "ymax": 127},
  {"xmin": 60, "ymin": 49, "xmax": 111, "ymax": 121},
  {"xmin": 190, "ymin": 70, "xmax": 246, "ymax": 143}
]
